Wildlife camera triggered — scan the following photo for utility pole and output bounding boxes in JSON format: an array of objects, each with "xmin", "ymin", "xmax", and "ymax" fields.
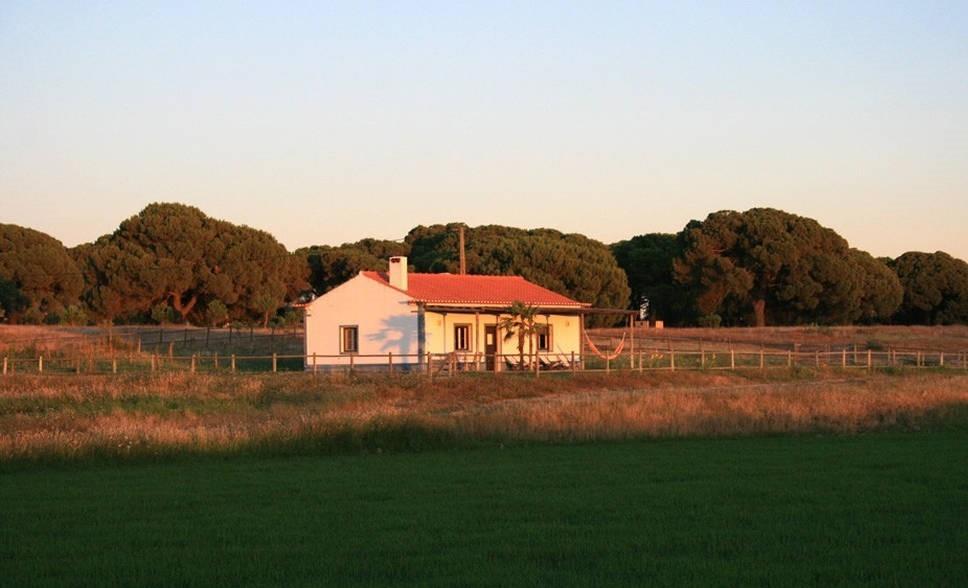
[{"xmin": 458, "ymin": 225, "xmax": 467, "ymax": 275}]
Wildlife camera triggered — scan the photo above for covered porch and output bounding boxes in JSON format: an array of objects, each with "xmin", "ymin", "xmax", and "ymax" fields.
[{"xmin": 420, "ymin": 304, "xmax": 637, "ymax": 373}]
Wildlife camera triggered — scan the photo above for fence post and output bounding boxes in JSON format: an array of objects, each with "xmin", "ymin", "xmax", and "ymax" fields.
[
  {"xmin": 214, "ymin": 352, "xmax": 219, "ymax": 370},
  {"xmin": 571, "ymin": 351, "xmax": 576, "ymax": 374},
  {"xmin": 38, "ymin": 355, "xmax": 43, "ymax": 373},
  {"xmin": 151, "ymin": 354, "xmax": 156, "ymax": 372},
  {"xmin": 939, "ymin": 352, "xmax": 944, "ymax": 368},
  {"xmin": 2, "ymin": 357, "xmax": 6, "ymax": 376},
  {"xmin": 639, "ymin": 351, "xmax": 644, "ymax": 373},
  {"xmin": 112, "ymin": 357, "xmax": 118, "ymax": 374},
  {"xmin": 168, "ymin": 341, "xmax": 174, "ymax": 358},
  {"xmin": 231, "ymin": 354, "xmax": 236, "ymax": 373},
  {"xmin": 815, "ymin": 351, "xmax": 820, "ymax": 368},
  {"xmin": 759, "ymin": 349, "xmax": 764, "ymax": 370},
  {"xmin": 388, "ymin": 352, "xmax": 393, "ymax": 375},
  {"xmin": 427, "ymin": 352, "xmax": 433, "ymax": 381},
  {"xmin": 312, "ymin": 353, "xmax": 317, "ymax": 375},
  {"xmin": 730, "ymin": 350, "xmax": 735, "ymax": 370},
  {"xmin": 191, "ymin": 354, "xmax": 196, "ymax": 374},
  {"xmin": 670, "ymin": 350, "xmax": 675, "ymax": 372},
  {"xmin": 700, "ymin": 349, "xmax": 705, "ymax": 370},
  {"xmin": 273, "ymin": 353, "xmax": 278, "ymax": 373},
  {"xmin": 535, "ymin": 354, "xmax": 540, "ymax": 378},
  {"xmin": 75, "ymin": 357, "xmax": 81, "ymax": 374},
  {"xmin": 841, "ymin": 349, "xmax": 847, "ymax": 369}
]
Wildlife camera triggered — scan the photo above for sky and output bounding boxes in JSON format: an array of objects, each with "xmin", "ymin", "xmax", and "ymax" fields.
[{"xmin": 1, "ymin": 1, "xmax": 966, "ymax": 258}]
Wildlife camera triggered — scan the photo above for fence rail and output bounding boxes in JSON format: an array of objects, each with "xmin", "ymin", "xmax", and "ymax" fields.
[{"xmin": 2, "ymin": 348, "xmax": 967, "ymax": 377}]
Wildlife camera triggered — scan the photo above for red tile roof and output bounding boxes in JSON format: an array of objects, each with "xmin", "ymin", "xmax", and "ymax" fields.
[{"xmin": 361, "ymin": 271, "xmax": 587, "ymax": 306}]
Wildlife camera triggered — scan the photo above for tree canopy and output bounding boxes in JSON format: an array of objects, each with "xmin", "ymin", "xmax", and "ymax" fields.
[
  {"xmin": 297, "ymin": 238, "xmax": 408, "ymax": 295},
  {"xmin": 611, "ymin": 233, "xmax": 693, "ymax": 325},
  {"xmin": 75, "ymin": 203, "xmax": 306, "ymax": 325},
  {"xmin": 406, "ymin": 224, "xmax": 630, "ymax": 319},
  {"xmin": 4, "ymin": 203, "xmax": 962, "ymax": 327},
  {"xmin": 0, "ymin": 224, "xmax": 83, "ymax": 321},
  {"xmin": 890, "ymin": 251, "xmax": 968, "ymax": 325},
  {"xmin": 673, "ymin": 208, "xmax": 902, "ymax": 326}
]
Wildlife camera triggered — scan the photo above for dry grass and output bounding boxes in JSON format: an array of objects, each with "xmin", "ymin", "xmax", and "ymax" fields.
[
  {"xmin": 1, "ymin": 369, "xmax": 966, "ymax": 463},
  {"xmin": 0, "ymin": 324, "xmax": 302, "ymax": 359},
  {"xmin": 591, "ymin": 324, "xmax": 968, "ymax": 353}
]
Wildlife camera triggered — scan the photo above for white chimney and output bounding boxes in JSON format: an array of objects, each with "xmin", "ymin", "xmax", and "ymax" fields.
[{"xmin": 388, "ymin": 256, "xmax": 408, "ymax": 291}]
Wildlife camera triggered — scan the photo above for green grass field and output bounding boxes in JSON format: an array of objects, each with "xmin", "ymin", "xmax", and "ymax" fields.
[{"xmin": 2, "ymin": 430, "xmax": 966, "ymax": 587}]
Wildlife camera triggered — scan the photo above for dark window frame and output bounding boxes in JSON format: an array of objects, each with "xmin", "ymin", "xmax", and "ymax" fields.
[
  {"xmin": 339, "ymin": 325, "xmax": 359, "ymax": 354},
  {"xmin": 536, "ymin": 324, "xmax": 552, "ymax": 351},
  {"xmin": 453, "ymin": 324, "xmax": 471, "ymax": 351}
]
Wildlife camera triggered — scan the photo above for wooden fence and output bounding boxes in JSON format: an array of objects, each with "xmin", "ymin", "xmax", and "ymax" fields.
[{"xmin": 2, "ymin": 348, "xmax": 967, "ymax": 377}]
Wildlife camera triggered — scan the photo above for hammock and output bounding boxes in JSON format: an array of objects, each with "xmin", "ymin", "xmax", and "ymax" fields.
[{"xmin": 584, "ymin": 332, "xmax": 626, "ymax": 361}]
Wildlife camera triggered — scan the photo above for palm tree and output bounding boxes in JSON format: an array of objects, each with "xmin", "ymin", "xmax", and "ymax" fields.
[{"xmin": 498, "ymin": 301, "xmax": 539, "ymax": 369}]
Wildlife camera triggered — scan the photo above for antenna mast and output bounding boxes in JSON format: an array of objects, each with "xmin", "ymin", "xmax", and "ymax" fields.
[{"xmin": 458, "ymin": 225, "xmax": 467, "ymax": 275}]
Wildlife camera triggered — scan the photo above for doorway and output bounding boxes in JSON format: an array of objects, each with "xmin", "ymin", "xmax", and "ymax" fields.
[{"xmin": 484, "ymin": 325, "xmax": 498, "ymax": 371}]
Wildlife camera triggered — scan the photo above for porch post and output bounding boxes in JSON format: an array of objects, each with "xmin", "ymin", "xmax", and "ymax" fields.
[
  {"xmin": 475, "ymin": 312, "xmax": 481, "ymax": 371},
  {"xmin": 579, "ymin": 311, "xmax": 586, "ymax": 370},
  {"xmin": 495, "ymin": 313, "xmax": 502, "ymax": 372},
  {"xmin": 441, "ymin": 312, "xmax": 447, "ymax": 353}
]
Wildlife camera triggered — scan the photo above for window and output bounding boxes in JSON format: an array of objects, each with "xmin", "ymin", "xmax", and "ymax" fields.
[
  {"xmin": 453, "ymin": 324, "xmax": 471, "ymax": 351},
  {"xmin": 340, "ymin": 325, "xmax": 359, "ymax": 353},
  {"xmin": 536, "ymin": 325, "xmax": 552, "ymax": 351}
]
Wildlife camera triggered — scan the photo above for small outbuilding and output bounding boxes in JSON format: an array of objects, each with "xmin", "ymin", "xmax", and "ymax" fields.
[{"xmin": 302, "ymin": 256, "xmax": 593, "ymax": 371}]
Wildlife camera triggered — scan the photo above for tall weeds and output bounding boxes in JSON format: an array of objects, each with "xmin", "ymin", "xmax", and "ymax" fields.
[{"xmin": 1, "ymin": 371, "xmax": 965, "ymax": 463}]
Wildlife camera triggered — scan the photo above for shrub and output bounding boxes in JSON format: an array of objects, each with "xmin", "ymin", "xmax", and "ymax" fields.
[
  {"xmin": 61, "ymin": 305, "xmax": 88, "ymax": 326},
  {"xmin": 281, "ymin": 309, "xmax": 300, "ymax": 327},
  {"xmin": 696, "ymin": 314, "xmax": 722, "ymax": 328},
  {"xmin": 205, "ymin": 300, "xmax": 229, "ymax": 327},
  {"xmin": 22, "ymin": 308, "xmax": 45, "ymax": 325},
  {"xmin": 150, "ymin": 303, "xmax": 175, "ymax": 325}
]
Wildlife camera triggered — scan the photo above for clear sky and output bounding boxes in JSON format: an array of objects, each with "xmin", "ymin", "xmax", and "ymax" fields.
[{"xmin": 2, "ymin": 1, "xmax": 966, "ymax": 258}]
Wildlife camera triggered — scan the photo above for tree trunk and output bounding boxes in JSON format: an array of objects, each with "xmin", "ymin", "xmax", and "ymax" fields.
[
  {"xmin": 528, "ymin": 328, "xmax": 534, "ymax": 371},
  {"xmin": 753, "ymin": 298, "xmax": 767, "ymax": 327},
  {"xmin": 262, "ymin": 311, "xmax": 270, "ymax": 328},
  {"xmin": 518, "ymin": 331, "xmax": 525, "ymax": 368},
  {"xmin": 170, "ymin": 292, "xmax": 198, "ymax": 322}
]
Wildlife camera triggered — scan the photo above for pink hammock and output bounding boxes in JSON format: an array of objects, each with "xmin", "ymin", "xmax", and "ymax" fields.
[{"xmin": 584, "ymin": 332, "xmax": 626, "ymax": 361}]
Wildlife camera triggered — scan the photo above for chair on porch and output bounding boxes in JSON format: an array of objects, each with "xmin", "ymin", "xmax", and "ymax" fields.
[
  {"xmin": 504, "ymin": 356, "xmax": 524, "ymax": 371},
  {"xmin": 539, "ymin": 356, "xmax": 567, "ymax": 371}
]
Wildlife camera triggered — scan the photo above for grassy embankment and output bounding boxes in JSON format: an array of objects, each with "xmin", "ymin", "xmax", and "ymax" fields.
[{"xmin": 2, "ymin": 368, "xmax": 966, "ymax": 463}]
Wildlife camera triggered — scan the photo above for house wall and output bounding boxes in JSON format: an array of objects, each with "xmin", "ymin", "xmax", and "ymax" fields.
[
  {"xmin": 423, "ymin": 309, "xmax": 581, "ymax": 363},
  {"xmin": 304, "ymin": 275, "xmax": 419, "ymax": 367}
]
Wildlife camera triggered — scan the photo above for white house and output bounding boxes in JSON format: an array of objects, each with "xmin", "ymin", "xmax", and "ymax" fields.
[{"xmin": 302, "ymin": 256, "xmax": 592, "ymax": 371}]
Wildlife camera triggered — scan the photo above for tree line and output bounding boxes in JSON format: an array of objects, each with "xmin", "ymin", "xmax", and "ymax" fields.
[{"xmin": 1, "ymin": 204, "xmax": 965, "ymax": 327}]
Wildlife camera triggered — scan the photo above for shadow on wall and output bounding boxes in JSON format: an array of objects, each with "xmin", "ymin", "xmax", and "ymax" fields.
[{"xmin": 367, "ymin": 314, "xmax": 415, "ymax": 356}]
